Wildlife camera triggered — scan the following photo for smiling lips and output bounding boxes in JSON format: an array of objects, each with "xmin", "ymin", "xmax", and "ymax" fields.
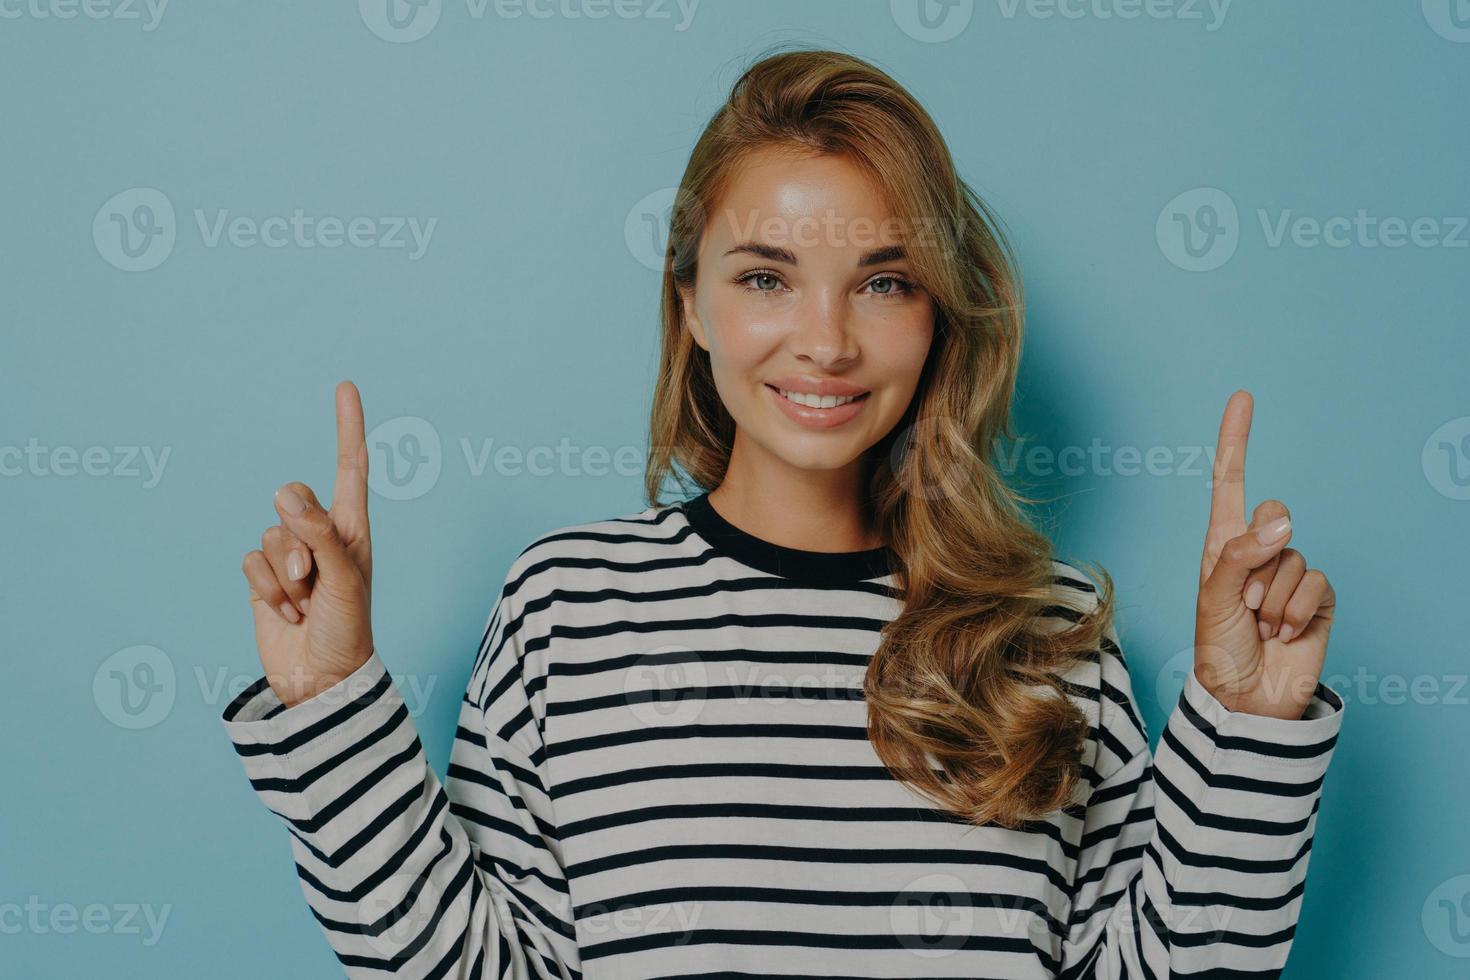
[{"xmin": 764, "ymin": 377, "xmax": 871, "ymax": 429}]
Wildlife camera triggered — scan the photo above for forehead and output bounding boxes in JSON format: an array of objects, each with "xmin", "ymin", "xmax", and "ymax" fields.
[{"xmin": 704, "ymin": 145, "xmax": 904, "ymax": 249}]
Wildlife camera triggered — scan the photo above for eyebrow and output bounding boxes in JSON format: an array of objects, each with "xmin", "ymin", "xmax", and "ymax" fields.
[{"xmin": 721, "ymin": 242, "xmax": 907, "ymax": 268}]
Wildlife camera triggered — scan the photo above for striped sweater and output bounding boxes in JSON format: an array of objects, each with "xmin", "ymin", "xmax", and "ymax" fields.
[{"xmin": 221, "ymin": 490, "xmax": 1344, "ymax": 979}]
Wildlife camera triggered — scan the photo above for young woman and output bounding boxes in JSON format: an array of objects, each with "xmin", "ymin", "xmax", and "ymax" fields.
[{"xmin": 224, "ymin": 49, "xmax": 1343, "ymax": 979}]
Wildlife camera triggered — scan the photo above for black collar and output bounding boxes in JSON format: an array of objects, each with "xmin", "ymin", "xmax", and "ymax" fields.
[{"xmin": 680, "ymin": 491, "xmax": 895, "ymax": 584}]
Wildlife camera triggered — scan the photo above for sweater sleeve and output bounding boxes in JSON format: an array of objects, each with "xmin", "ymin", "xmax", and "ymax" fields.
[
  {"xmin": 219, "ymin": 574, "xmax": 581, "ymax": 979},
  {"xmin": 1059, "ymin": 608, "xmax": 1344, "ymax": 978}
]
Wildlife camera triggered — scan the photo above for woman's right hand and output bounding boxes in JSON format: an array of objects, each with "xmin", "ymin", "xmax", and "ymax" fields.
[{"xmin": 241, "ymin": 381, "xmax": 376, "ymax": 708}]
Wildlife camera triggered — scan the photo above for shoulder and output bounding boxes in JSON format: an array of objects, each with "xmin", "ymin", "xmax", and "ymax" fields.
[
  {"xmin": 1047, "ymin": 558, "xmax": 1103, "ymax": 614},
  {"xmin": 492, "ymin": 497, "xmax": 691, "ymax": 611},
  {"xmin": 468, "ymin": 498, "xmax": 688, "ymax": 708}
]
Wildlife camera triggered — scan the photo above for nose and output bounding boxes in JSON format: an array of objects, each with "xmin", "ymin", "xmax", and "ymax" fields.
[{"xmin": 788, "ymin": 292, "xmax": 858, "ymax": 370}]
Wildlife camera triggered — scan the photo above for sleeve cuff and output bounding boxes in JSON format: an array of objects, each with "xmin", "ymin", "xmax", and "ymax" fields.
[
  {"xmin": 1177, "ymin": 665, "xmax": 1344, "ymax": 776},
  {"xmin": 219, "ymin": 651, "xmax": 401, "ymax": 774}
]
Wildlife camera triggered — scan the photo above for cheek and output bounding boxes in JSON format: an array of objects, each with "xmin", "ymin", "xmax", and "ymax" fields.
[
  {"xmin": 868, "ymin": 310, "xmax": 934, "ymax": 392},
  {"xmin": 699, "ymin": 289, "xmax": 783, "ymax": 373}
]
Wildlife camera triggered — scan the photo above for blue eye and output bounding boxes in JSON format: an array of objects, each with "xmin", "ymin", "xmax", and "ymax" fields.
[
  {"xmin": 732, "ymin": 270, "xmax": 919, "ymax": 299},
  {"xmin": 865, "ymin": 275, "xmax": 917, "ymax": 298},
  {"xmin": 734, "ymin": 270, "xmax": 785, "ymax": 293}
]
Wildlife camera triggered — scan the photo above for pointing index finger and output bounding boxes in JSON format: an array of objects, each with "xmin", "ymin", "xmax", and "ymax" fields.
[
  {"xmin": 333, "ymin": 380, "xmax": 369, "ymax": 531},
  {"xmin": 1208, "ymin": 389, "xmax": 1253, "ymax": 533}
]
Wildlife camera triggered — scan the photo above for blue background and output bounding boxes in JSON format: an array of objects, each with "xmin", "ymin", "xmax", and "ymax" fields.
[{"xmin": 3, "ymin": 1, "xmax": 1467, "ymax": 975}]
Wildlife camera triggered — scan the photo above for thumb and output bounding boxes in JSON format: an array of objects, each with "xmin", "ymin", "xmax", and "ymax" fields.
[
  {"xmin": 273, "ymin": 482, "xmax": 362, "ymax": 594},
  {"xmin": 1199, "ymin": 514, "xmax": 1293, "ymax": 615}
]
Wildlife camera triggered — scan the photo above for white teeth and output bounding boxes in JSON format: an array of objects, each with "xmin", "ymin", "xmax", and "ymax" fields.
[{"xmin": 777, "ymin": 388, "xmax": 861, "ymax": 409}]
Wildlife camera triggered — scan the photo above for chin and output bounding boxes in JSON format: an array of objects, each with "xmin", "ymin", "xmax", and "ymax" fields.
[{"xmin": 764, "ymin": 438, "xmax": 870, "ymax": 473}]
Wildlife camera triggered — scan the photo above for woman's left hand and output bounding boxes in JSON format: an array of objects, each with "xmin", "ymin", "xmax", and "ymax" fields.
[{"xmin": 1193, "ymin": 390, "xmax": 1337, "ymax": 720}]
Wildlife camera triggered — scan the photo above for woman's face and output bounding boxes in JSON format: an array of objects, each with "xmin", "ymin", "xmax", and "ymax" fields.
[{"xmin": 680, "ymin": 147, "xmax": 936, "ymax": 479}]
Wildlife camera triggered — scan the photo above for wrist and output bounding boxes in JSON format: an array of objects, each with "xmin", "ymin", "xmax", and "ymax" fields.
[
  {"xmin": 266, "ymin": 656, "xmax": 371, "ymax": 710},
  {"xmin": 1197, "ymin": 665, "xmax": 1310, "ymax": 720}
]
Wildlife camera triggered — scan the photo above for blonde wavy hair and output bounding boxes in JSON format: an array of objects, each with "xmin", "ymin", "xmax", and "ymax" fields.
[{"xmin": 644, "ymin": 46, "xmax": 1117, "ymax": 828}]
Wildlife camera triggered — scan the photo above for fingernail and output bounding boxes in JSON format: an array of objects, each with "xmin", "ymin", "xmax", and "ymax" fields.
[
  {"xmin": 276, "ymin": 487, "xmax": 306, "ymax": 517},
  {"xmin": 1244, "ymin": 581, "xmax": 1265, "ymax": 610},
  {"xmin": 1278, "ymin": 623, "xmax": 1294, "ymax": 643},
  {"xmin": 279, "ymin": 600, "xmax": 300, "ymax": 624},
  {"xmin": 1255, "ymin": 517, "xmax": 1291, "ymax": 545},
  {"xmin": 1258, "ymin": 620, "xmax": 1271, "ymax": 641},
  {"xmin": 287, "ymin": 551, "xmax": 305, "ymax": 580},
  {"xmin": 298, "ymin": 597, "xmax": 310, "ymax": 616}
]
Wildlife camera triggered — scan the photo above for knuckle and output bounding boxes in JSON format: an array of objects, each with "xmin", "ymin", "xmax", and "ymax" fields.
[
  {"xmin": 242, "ymin": 556, "xmax": 277, "ymax": 594},
  {"xmin": 316, "ymin": 518, "xmax": 344, "ymax": 547},
  {"xmin": 1222, "ymin": 541, "xmax": 1248, "ymax": 565},
  {"xmin": 1280, "ymin": 548, "xmax": 1306, "ymax": 569}
]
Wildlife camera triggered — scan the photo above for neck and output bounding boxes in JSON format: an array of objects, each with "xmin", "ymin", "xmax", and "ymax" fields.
[{"xmin": 709, "ymin": 433, "xmax": 883, "ymax": 553}]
